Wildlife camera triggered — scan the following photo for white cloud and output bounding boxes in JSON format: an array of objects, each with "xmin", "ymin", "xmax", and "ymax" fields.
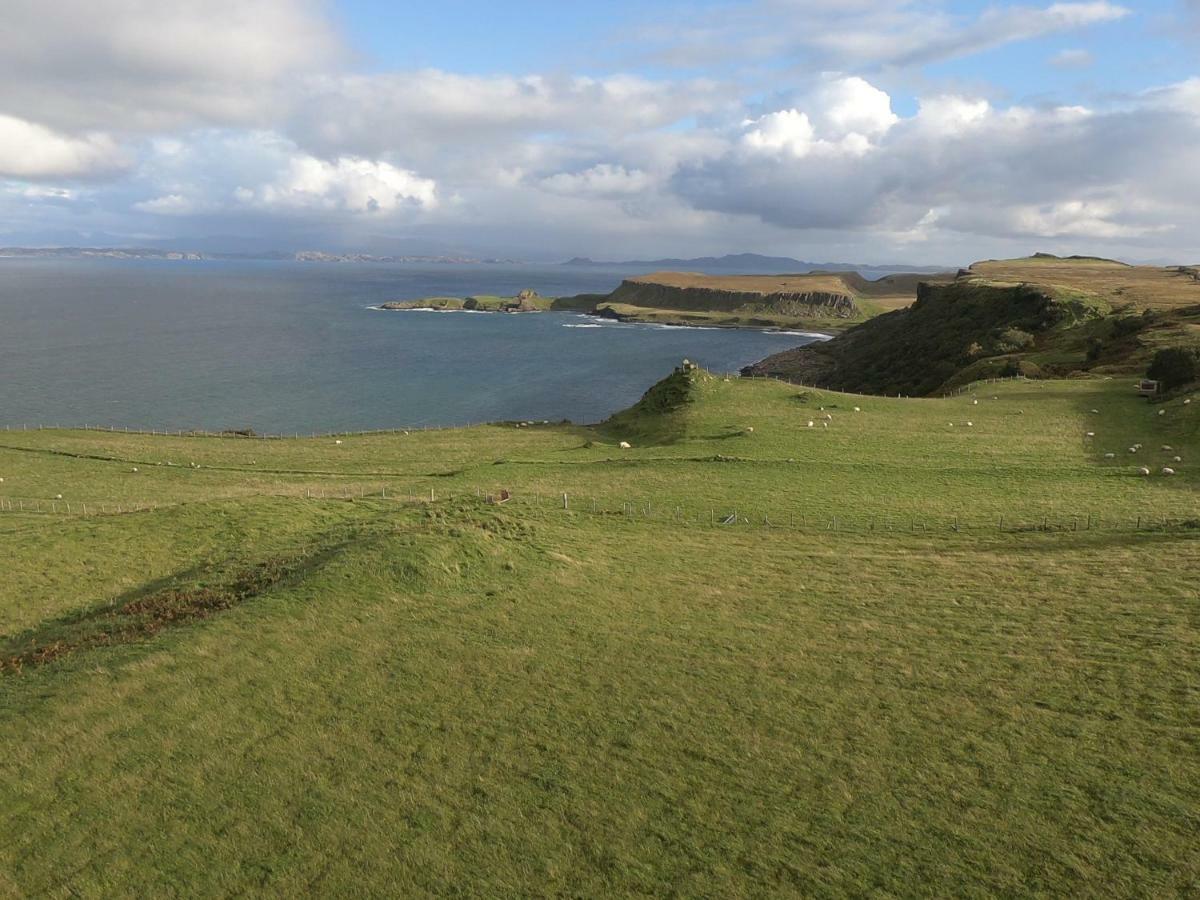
[
  {"xmin": 540, "ymin": 165, "xmax": 656, "ymax": 196},
  {"xmin": 133, "ymin": 193, "xmax": 198, "ymax": 216},
  {"xmin": 0, "ymin": 0, "xmax": 342, "ymax": 133},
  {"xmin": 1050, "ymin": 48, "xmax": 1095, "ymax": 67},
  {"xmin": 0, "ymin": 115, "xmax": 127, "ymax": 178},
  {"xmin": 673, "ymin": 75, "xmax": 1200, "ymax": 252},
  {"xmin": 245, "ymin": 156, "xmax": 438, "ymax": 214},
  {"xmin": 1009, "ymin": 200, "xmax": 1172, "ymax": 239},
  {"xmin": 634, "ymin": 0, "xmax": 1129, "ymax": 71}
]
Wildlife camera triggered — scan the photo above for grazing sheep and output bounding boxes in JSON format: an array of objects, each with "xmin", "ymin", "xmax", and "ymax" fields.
[
  {"xmin": 1104, "ymin": 453, "xmax": 1116, "ymax": 459},
  {"xmin": 966, "ymin": 421, "xmax": 974, "ymax": 427},
  {"xmin": 973, "ymin": 399, "xmax": 979, "ymax": 406},
  {"xmin": 1162, "ymin": 467, "xmax": 1177, "ymax": 476},
  {"xmin": 1174, "ymin": 456, "xmax": 1183, "ymax": 462},
  {"xmin": 1163, "ymin": 445, "xmax": 1173, "ymax": 451},
  {"xmin": 619, "ymin": 441, "xmax": 632, "ymax": 449},
  {"xmin": 1137, "ymin": 467, "xmax": 1151, "ymax": 476},
  {"xmin": 1091, "ymin": 409, "xmax": 1100, "ymax": 414},
  {"xmin": 1129, "ymin": 447, "xmax": 1139, "ymax": 454},
  {"xmin": 824, "ymin": 414, "xmax": 833, "ymax": 421},
  {"xmin": 1086, "ymin": 432, "xmax": 1095, "ymax": 438},
  {"xmin": 746, "ymin": 427, "xmax": 755, "ymax": 433},
  {"xmin": 807, "ymin": 421, "xmax": 815, "ymax": 428},
  {"xmin": 823, "ymin": 422, "xmax": 829, "ymax": 428},
  {"xmin": 1159, "ymin": 409, "xmax": 1166, "ymax": 416},
  {"xmin": 1185, "ymin": 399, "xmax": 1192, "ymax": 405},
  {"xmin": 949, "ymin": 422, "xmax": 955, "ymax": 427},
  {"xmin": 853, "ymin": 406, "xmax": 861, "ymax": 412},
  {"xmin": 55, "ymin": 493, "xmax": 63, "ymax": 499},
  {"xmin": 132, "ymin": 467, "xmax": 139, "ymax": 473},
  {"xmin": 0, "ymin": 477, "xmax": 4, "ymax": 483},
  {"xmin": 335, "ymin": 439, "xmax": 343, "ymax": 445}
]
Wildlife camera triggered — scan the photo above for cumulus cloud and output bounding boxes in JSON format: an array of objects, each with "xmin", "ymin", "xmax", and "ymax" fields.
[
  {"xmin": 128, "ymin": 132, "xmax": 437, "ymax": 221},
  {"xmin": 673, "ymin": 75, "xmax": 1200, "ymax": 247},
  {"xmin": 0, "ymin": 115, "xmax": 127, "ymax": 178},
  {"xmin": 0, "ymin": 0, "xmax": 342, "ymax": 133},
  {"xmin": 241, "ymin": 156, "xmax": 437, "ymax": 214}
]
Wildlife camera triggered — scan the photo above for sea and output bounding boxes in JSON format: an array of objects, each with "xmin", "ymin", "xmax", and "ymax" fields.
[{"xmin": 0, "ymin": 258, "xmax": 823, "ymax": 432}]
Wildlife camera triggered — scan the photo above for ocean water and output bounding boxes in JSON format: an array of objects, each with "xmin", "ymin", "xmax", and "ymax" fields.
[{"xmin": 0, "ymin": 259, "xmax": 821, "ymax": 432}]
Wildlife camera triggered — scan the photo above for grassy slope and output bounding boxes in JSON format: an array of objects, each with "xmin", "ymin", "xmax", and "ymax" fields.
[
  {"xmin": 1, "ymin": 373, "xmax": 1198, "ymax": 895},
  {"xmin": 749, "ymin": 255, "xmax": 1200, "ymax": 393}
]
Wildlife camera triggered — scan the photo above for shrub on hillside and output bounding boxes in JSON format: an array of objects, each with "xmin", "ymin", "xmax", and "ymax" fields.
[
  {"xmin": 995, "ymin": 328, "xmax": 1036, "ymax": 353},
  {"xmin": 1147, "ymin": 347, "xmax": 1199, "ymax": 391}
]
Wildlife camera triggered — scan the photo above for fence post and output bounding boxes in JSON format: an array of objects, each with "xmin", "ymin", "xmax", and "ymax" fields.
[{"xmin": 562, "ymin": 493, "xmax": 568, "ymax": 510}]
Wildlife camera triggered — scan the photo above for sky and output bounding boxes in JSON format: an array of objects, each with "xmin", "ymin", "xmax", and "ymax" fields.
[{"xmin": 0, "ymin": 0, "xmax": 1197, "ymax": 265}]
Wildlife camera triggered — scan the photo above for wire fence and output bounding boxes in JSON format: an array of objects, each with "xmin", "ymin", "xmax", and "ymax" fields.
[
  {"xmin": 3, "ymin": 487, "xmax": 1195, "ymax": 536},
  {"xmin": 0, "ymin": 373, "xmax": 1039, "ymax": 441}
]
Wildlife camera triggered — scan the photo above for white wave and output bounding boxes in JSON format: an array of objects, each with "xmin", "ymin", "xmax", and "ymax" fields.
[{"xmin": 774, "ymin": 331, "xmax": 834, "ymax": 340}]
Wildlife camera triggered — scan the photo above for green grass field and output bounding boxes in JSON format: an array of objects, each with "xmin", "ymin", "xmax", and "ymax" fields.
[{"xmin": 1, "ymin": 372, "xmax": 1198, "ymax": 895}]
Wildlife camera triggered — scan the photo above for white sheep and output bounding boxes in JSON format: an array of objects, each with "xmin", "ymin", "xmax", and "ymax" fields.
[
  {"xmin": 1137, "ymin": 467, "xmax": 1151, "ymax": 476},
  {"xmin": 1185, "ymin": 399, "xmax": 1193, "ymax": 406},
  {"xmin": 55, "ymin": 493, "xmax": 63, "ymax": 499},
  {"xmin": 853, "ymin": 406, "xmax": 861, "ymax": 412},
  {"xmin": 1129, "ymin": 447, "xmax": 1139, "ymax": 454},
  {"xmin": 1174, "ymin": 456, "xmax": 1183, "ymax": 462},
  {"xmin": 966, "ymin": 421, "xmax": 974, "ymax": 427},
  {"xmin": 973, "ymin": 399, "xmax": 979, "ymax": 406},
  {"xmin": 1091, "ymin": 409, "xmax": 1100, "ymax": 414},
  {"xmin": 335, "ymin": 439, "xmax": 343, "ymax": 445},
  {"xmin": 808, "ymin": 420, "xmax": 815, "ymax": 428},
  {"xmin": 1162, "ymin": 467, "xmax": 1177, "ymax": 476},
  {"xmin": 1086, "ymin": 432, "xmax": 1095, "ymax": 438},
  {"xmin": 619, "ymin": 441, "xmax": 632, "ymax": 449},
  {"xmin": 1104, "ymin": 453, "xmax": 1116, "ymax": 459},
  {"xmin": 1159, "ymin": 409, "xmax": 1166, "ymax": 416},
  {"xmin": 132, "ymin": 467, "xmax": 139, "ymax": 473},
  {"xmin": 822, "ymin": 422, "xmax": 829, "ymax": 428},
  {"xmin": 746, "ymin": 427, "xmax": 755, "ymax": 433},
  {"xmin": 1162, "ymin": 445, "xmax": 1173, "ymax": 451}
]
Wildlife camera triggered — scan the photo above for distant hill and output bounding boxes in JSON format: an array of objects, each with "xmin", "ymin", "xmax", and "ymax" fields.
[
  {"xmin": 563, "ymin": 253, "xmax": 951, "ymax": 277},
  {"xmin": 744, "ymin": 254, "xmax": 1200, "ymax": 395}
]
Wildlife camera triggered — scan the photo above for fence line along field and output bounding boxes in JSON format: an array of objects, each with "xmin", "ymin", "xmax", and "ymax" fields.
[{"xmin": 1, "ymin": 367, "xmax": 1198, "ymax": 895}]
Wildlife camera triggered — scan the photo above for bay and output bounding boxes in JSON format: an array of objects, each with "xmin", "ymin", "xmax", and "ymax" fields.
[{"xmin": 0, "ymin": 258, "xmax": 821, "ymax": 432}]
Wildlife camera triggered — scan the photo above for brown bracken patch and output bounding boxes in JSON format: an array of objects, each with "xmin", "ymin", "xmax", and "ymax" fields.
[{"xmin": 2, "ymin": 559, "xmax": 294, "ymax": 674}]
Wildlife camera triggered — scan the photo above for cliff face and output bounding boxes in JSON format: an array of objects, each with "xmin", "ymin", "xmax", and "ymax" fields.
[{"xmin": 606, "ymin": 279, "xmax": 861, "ymax": 319}]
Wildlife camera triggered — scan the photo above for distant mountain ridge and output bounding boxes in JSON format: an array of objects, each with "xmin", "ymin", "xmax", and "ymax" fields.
[{"xmin": 564, "ymin": 253, "xmax": 952, "ymax": 277}]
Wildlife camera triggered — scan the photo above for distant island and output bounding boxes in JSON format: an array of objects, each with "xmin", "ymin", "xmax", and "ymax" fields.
[{"xmin": 563, "ymin": 252, "xmax": 950, "ymax": 277}]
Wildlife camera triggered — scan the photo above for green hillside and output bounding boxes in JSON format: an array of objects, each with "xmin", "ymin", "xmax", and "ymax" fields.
[
  {"xmin": 2, "ymin": 369, "xmax": 1198, "ymax": 895},
  {"xmin": 748, "ymin": 255, "xmax": 1200, "ymax": 394}
]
